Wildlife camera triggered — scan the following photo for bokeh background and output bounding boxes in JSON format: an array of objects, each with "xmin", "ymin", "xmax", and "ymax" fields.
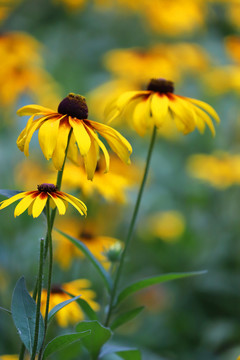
[{"xmin": 1, "ymin": 1, "xmax": 240, "ymax": 359}]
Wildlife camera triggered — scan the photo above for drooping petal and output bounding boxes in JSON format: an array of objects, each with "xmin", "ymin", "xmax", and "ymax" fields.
[
  {"xmin": 151, "ymin": 93, "xmax": 169, "ymax": 127},
  {"xmin": 17, "ymin": 127, "xmax": 28, "ymax": 152},
  {"xmin": 23, "ymin": 115, "xmax": 53, "ymax": 156},
  {"xmin": 57, "ymin": 192, "xmax": 87, "ymax": 216},
  {"xmin": 69, "ymin": 118, "xmax": 91, "ymax": 155},
  {"xmin": 17, "ymin": 105, "xmax": 54, "ymax": 116},
  {"xmin": 88, "ymin": 120, "xmax": 132, "ymax": 164},
  {"xmin": 192, "ymin": 105, "xmax": 216, "ymax": 136},
  {"xmin": 87, "ymin": 127, "xmax": 110, "ymax": 173},
  {"xmin": 0, "ymin": 191, "xmax": 32, "ymax": 210},
  {"xmin": 83, "ymin": 128, "xmax": 99, "ymax": 180},
  {"xmin": 38, "ymin": 116, "xmax": 62, "ymax": 160},
  {"xmin": 52, "ymin": 119, "xmax": 71, "ymax": 170},
  {"xmin": 49, "ymin": 193, "xmax": 66, "ymax": 215},
  {"xmin": 188, "ymin": 98, "xmax": 220, "ymax": 123},
  {"xmin": 31, "ymin": 193, "xmax": 48, "ymax": 218},
  {"xmin": 14, "ymin": 193, "xmax": 37, "ymax": 217},
  {"xmin": 130, "ymin": 97, "xmax": 150, "ymax": 136},
  {"xmin": 169, "ymin": 96, "xmax": 196, "ymax": 134},
  {"xmin": 66, "ymin": 133, "xmax": 79, "ymax": 165}
]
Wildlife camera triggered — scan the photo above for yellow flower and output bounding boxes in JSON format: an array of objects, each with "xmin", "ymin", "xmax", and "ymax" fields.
[
  {"xmin": 63, "ymin": 155, "xmax": 140, "ymax": 203},
  {"xmin": 105, "ymin": 78, "xmax": 220, "ymax": 137},
  {"xmin": 0, "ymin": 183, "xmax": 87, "ymax": 218},
  {"xmin": 187, "ymin": 152, "xmax": 240, "ymax": 188},
  {"xmin": 40, "ymin": 279, "xmax": 99, "ymax": 327},
  {"xmin": 54, "ymin": 217, "xmax": 120, "ymax": 269},
  {"xmin": 0, "ymin": 356, "xmax": 19, "ymax": 360},
  {"xmin": 147, "ymin": 211, "xmax": 185, "ymax": 242},
  {"xmin": 0, "ymin": 32, "xmax": 60, "ymax": 108},
  {"xmin": 17, "ymin": 93, "xmax": 132, "ymax": 180}
]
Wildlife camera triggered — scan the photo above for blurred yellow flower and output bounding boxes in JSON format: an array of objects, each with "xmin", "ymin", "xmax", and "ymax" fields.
[
  {"xmin": 225, "ymin": 35, "xmax": 240, "ymax": 64},
  {"xmin": 203, "ymin": 65, "xmax": 240, "ymax": 94},
  {"xmin": 187, "ymin": 152, "xmax": 240, "ymax": 188},
  {"xmin": 17, "ymin": 93, "xmax": 132, "ymax": 180},
  {"xmin": 139, "ymin": 0, "xmax": 206, "ymax": 36},
  {"xmin": 54, "ymin": 217, "xmax": 120, "ymax": 269},
  {"xmin": 0, "ymin": 356, "xmax": 18, "ymax": 360},
  {"xmin": 0, "ymin": 183, "xmax": 87, "ymax": 218},
  {"xmin": 40, "ymin": 279, "xmax": 99, "ymax": 327},
  {"xmin": 105, "ymin": 78, "xmax": 220, "ymax": 137},
  {"xmin": 0, "ymin": 32, "xmax": 60, "ymax": 108},
  {"xmin": 63, "ymin": 154, "xmax": 139, "ymax": 203},
  {"xmin": 147, "ymin": 211, "xmax": 185, "ymax": 242}
]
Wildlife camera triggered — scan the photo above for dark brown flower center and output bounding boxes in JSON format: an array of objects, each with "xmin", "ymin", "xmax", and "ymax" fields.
[
  {"xmin": 58, "ymin": 93, "xmax": 88, "ymax": 119},
  {"xmin": 51, "ymin": 284, "xmax": 64, "ymax": 294},
  {"xmin": 80, "ymin": 230, "xmax": 94, "ymax": 240},
  {"xmin": 147, "ymin": 78, "xmax": 174, "ymax": 94},
  {"xmin": 37, "ymin": 183, "xmax": 57, "ymax": 192}
]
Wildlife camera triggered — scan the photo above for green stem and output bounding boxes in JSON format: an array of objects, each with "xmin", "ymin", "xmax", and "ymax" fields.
[
  {"xmin": 104, "ymin": 126, "xmax": 157, "ymax": 327},
  {"xmin": 38, "ymin": 200, "xmax": 53, "ymax": 360},
  {"xmin": 31, "ymin": 239, "xmax": 44, "ymax": 360}
]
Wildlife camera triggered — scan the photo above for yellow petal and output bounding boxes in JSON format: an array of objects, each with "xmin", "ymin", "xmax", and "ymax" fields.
[
  {"xmin": 89, "ymin": 121, "xmax": 132, "ymax": 164},
  {"xmin": 14, "ymin": 194, "xmax": 36, "ymax": 217},
  {"xmin": 188, "ymin": 98, "xmax": 220, "ymax": 123},
  {"xmin": 87, "ymin": 127, "xmax": 110, "ymax": 173},
  {"xmin": 169, "ymin": 97, "xmax": 195, "ymax": 134},
  {"xmin": 69, "ymin": 118, "xmax": 91, "ymax": 155},
  {"xmin": 52, "ymin": 120, "xmax": 71, "ymax": 170},
  {"xmin": 49, "ymin": 193, "xmax": 66, "ymax": 215},
  {"xmin": 23, "ymin": 115, "xmax": 53, "ymax": 156},
  {"xmin": 38, "ymin": 117, "xmax": 62, "ymax": 160},
  {"xmin": 57, "ymin": 192, "xmax": 87, "ymax": 216},
  {"xmin": 192, "ymin": 105, "xmax": 216, "ymax": 136},
  {"xmin": 17, "ymin": 105, "xmax": 54, "ymax": 116},
  {"xmin": 132, "ymin": 97, "xmax": 151, "ymax": 136},
  {"xmin": 31, "ymin": 193, "xmax": 48, "ymax": 218},
  {"xmin": 151, "ymin": 93, "xmax": 169, "ymax": 127},
  {"xmin": 17, "ymin": 128, "xmax": 27, "ymax": 152},
  {"xmin": 83, "ymin": 130, "xmax": 99, "ymax": 180},
  {"xmin": 67, "ymin": 133, "xmax": 79, "ymax": 165},
  {"xmin": 0, "ymin": 192, "xmax": 28, "ymax": 210}
]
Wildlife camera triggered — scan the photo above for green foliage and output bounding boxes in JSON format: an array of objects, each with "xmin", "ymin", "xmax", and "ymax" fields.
[
  {"xmin": 42, "ymin": 331, "xmax": 91, "ymax": 359},
  {"xmin": 76, "ymin": 298, "xmax": 99, "ymax": 321},
  {"xmin": 100, "ymin": 345, "xmax": 141, "ymax": 360},
  {"xmin": 110, "ymin": 306, "xmax": 144, "ymax": 330},
  {"xmin": 56, "ymin": 229, "xmax": 113, "ymax": 293},
  {"xmin": 116, "ymin": 271, "xmax": 207, "ymax": 305},
  {"xmin": 11, "ymin": 277, "xmax": 44, "ymax": 354},
  {"xmin": 76, "ymin": 320, "xmax": 112, "ymax": 359}
]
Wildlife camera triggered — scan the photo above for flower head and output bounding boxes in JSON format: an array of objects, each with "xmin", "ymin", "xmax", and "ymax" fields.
[
  {"xmin": 0, "ymin": 183, "xmax": 87, "ymax": 218},
  {"xmin": 40, "ymin": 279, "xmax": 99, "ymax": 327},
  {"xmin": 17, "ymin": 93, "xmax": 132, "ymax": 180},
  {"xmin": 105, "ymin": 78, "xmax": 220, "ymax": 137}
]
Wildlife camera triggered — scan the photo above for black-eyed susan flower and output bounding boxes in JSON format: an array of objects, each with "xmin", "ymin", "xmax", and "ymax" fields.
[
  {"xmin": 0, "ymin": 183, "xmax": 87, "ymax": 218},
  {"xmin": 187, "ymin": 152, "xmax": 240, "ymax": 189},
  {"xmin": 54, "ymin": 217, "xmax": 120, "ymax": 269},
  {"xmin": 17, "ymin": 93, "xmax": 132, "ymax": 180},
  {"xmin": 40, "ymin": 279, "xmax": 99, "ymax": 327},
  {"xmin": 105, "ymin": 78, "xmax": 220, "ymax": 137}
]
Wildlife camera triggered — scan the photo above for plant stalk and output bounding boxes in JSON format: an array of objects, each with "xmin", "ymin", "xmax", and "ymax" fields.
[{"xmin": 104, "ymin": 126, "xmax": 157, "ymax": 327}]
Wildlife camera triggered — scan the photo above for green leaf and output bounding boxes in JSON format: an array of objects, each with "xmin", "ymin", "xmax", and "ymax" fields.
[
  {"xmin": 0, "ymin": 306, "xmax": 11, "ymax": 315},
  {"xmin": 76, "ymin": 320, "xmax": 112, "ymax": 360},
  {"xmin": 116, "ymin": 271, "xmax": 207, "ymax": 306},
  {"xmin": 0, "ymin": 189, "xmax": 23, "ymax": 198},
  {"xmin": 56, "ymin": 229, "xmax": 112, "ymax": 293},
  {"xmin": 48, "ymin": 295, "xmax": 81, "ymax": 324},
  {"xmin": 110, "ymin": 306, "xmax": 144, "ymax": 330},
  {"xmin": 77, "ymin": 298, "xmax": 98, "ymax": 321},
  {"xmin": 42, "ymin": 331, "xmax": 91, "ymax": 359},
  {"xmin": 115, "ymin": 349, "xmax": 141, "ymax": 360},
  {"xmin": 100, "ymin": 345, "xmax": 141, "ymax": 360},
  {"xmin": 11, "ymin": 277, "xmax": 44, "ymax": 354},
  {"xmin": 63, "ymin": 290, "xmax": 98, "ymax": 321}
]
